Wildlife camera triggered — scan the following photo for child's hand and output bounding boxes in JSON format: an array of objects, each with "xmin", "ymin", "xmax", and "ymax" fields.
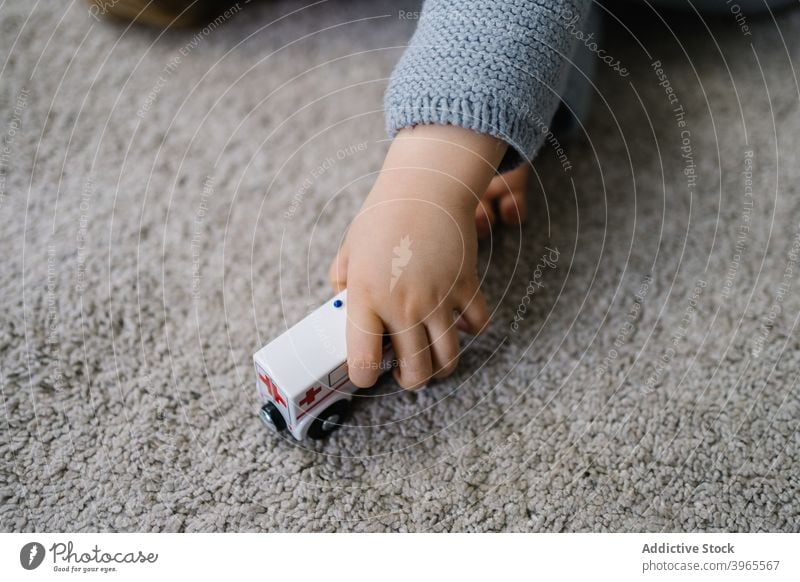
[{"xmin": 329, "ymin": 125, "xmax": 507, "ymax": 389}]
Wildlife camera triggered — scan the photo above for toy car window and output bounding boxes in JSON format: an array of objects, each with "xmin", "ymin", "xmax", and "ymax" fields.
[{"xmin": 327, "ymin": 362, "xmax": 348, "ymax": 387}]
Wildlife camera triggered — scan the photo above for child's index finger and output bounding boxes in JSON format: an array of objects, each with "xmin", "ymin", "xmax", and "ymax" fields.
[{"xmin": 345, "ymin": 296, "xmax": 385, "ymax": 389}]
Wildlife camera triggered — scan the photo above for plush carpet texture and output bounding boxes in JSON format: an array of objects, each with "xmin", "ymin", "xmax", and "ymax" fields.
[{"xmin": 1, "ymin": 0, "xmax": 799, "ymax": 532}]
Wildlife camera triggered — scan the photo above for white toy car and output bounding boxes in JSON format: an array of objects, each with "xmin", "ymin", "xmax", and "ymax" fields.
[{"xmin": 253, "ymin": 290, "xmax": 391, "ymax": 440}]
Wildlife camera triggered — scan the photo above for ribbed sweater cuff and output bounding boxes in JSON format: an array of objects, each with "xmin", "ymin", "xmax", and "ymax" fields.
[{"xmin": 385, "ymin": 93, "xmax": 542, "ymax": 173}]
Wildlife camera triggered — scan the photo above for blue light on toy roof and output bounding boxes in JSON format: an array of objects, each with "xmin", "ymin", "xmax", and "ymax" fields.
[{"xmin": 333, "ymin": 299, "xmax": 343, "ymax": 309}]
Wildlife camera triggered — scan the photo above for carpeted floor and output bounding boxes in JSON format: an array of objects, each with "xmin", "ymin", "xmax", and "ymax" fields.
[{"xmin": 1, "ymin": 0, "xmax": 799, "ymax": 532}]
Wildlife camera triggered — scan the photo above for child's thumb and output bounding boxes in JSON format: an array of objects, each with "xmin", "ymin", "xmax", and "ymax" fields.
[{"xmin": 328, "ymin": 246, "xmax": 349, "ymax": 292}]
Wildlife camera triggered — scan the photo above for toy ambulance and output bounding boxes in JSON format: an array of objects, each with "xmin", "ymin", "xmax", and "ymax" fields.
[{"xmin": 253, "ymin": 290, "xmax": 391, "ymax": 440}]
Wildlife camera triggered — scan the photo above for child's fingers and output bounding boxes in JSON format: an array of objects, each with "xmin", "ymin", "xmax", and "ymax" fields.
[
  {"xmin": 426, "ymin": 316, "xmax": 460, "ymax": 379},
  {"xmin": 475, "ymin": 199, "xmax": 495, "ymax": 239},
  {"xmin": 457, "ymin": 290, "xmax": 491, "ymax": 336},
  {"xmin": 498, "ymin": 188, "xmax": 527, "ymax": 225},
  {"xmin": 455, "ymin": 314, "xmax": 471, "ymax": 333},
  {"xmin": 346, "ymin": 298, "xmax": 384, "ymax": 388},
  {"xmin": 328, "ymin": 249, "xmax": 348, "ymax": 292},
  {"xmin": 484, "ymin": 174, "xmax": 512, "ymax": 200},
  {"xmin": 390, "ymin": 323, "xmax": 433, "ymax": 390}
]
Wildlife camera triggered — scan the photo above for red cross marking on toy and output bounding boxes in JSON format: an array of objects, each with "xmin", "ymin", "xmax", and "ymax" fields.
[
  {"xmin": 299, "ymin": 386, "xmax": 322, "ymax": 407},
  {"xmin": 258, "ymin": 372, "xmax": 286, "ymax": 407}
]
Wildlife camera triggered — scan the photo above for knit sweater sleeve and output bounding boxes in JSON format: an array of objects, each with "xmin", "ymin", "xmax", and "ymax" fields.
[{"xmin": 385, "ymin": 0, "xmax": 591, "ymax": 172}]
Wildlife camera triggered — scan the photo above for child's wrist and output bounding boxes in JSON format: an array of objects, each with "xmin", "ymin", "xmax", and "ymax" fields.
[
  {"xmin": 372, "ymin": 125, "xmax": 508, "ymax": 211},
  {"xmin": 369, "ymin": 169, "xmax": 480, "ymax": 212}
]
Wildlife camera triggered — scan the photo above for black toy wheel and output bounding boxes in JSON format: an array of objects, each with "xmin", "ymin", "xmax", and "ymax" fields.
[
  {"xmin": 307, "ymin": 400, "xmax": 351, "ymax": 439},
  {"xmin": 259, "ymin": 402, "xmax": 286, "ymax": 432}
]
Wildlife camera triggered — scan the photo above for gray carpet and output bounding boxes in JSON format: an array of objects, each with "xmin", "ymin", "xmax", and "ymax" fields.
[{"xmin": 2, "ymin": 0, "xmax": 799, "ymax": 532}]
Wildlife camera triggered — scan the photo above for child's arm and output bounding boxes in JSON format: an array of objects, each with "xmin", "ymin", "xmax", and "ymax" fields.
[
  {"xmin": 385, "ymin": 0, "xmax": 591, "ymax": 172},
  {"xmin": 329, "ymin": 124, "xmax": 506, "ymax": 389},
  {"xmin": 332, "ymin": 0, "xmax": 591, "ymax": 389}
]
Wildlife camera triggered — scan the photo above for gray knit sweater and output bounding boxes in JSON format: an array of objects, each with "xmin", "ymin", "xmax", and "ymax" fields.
[{"xmin": 385, "ymin": 0, "xmax": 591, "ymax": 172}]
